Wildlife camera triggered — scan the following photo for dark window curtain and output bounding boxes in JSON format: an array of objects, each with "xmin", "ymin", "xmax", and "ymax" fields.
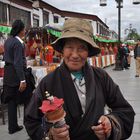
[
  {"xmin": 43, "ymin": 11, "xmax": 49, "ymax": 26},
  {"xmin": 9, "ymin": 6, "xmax": 31, "ymax": 28},
  {"xmin": 0, "ymin": 2, "xmax": 7, "ymax": 25},
  {"xmin": 33, "ymin": 18, "xmax": 39, "ymax": 27},
  {"xmin": 53, "ymin": 16, "xmax": 58, "ymax": 23},
  {"xmin": 97, "ymin": 22, "xmax": 98, "ymax": 34}
]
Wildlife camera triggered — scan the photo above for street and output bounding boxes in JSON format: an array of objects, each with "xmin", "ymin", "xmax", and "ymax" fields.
[{"xmin": 0, "ymin": 57, "xmax": 140, "ymax": 140}]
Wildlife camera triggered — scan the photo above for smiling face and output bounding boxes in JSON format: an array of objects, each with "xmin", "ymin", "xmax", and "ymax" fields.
[{"xmin": 62, "ymin": 38, "xmax": 89, "ymax": 72}]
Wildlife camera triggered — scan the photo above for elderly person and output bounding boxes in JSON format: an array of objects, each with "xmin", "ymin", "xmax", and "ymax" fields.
[{"xmin": 24, "ymin": 18, "xmax": 135, "ymax": 140}]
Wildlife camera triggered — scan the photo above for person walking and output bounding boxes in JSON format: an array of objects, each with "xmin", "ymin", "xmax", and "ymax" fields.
[
  {"xmin": 24, "ymin": 18, "xmax": 135, "ymax": 140},
  {"xmin": 134, "ymin": 39, "xmax": 140, "ymax": 77},
  {"xmin": 123, "ymin": 44, "xmax": 130, "ymax": 69},
  {"xmin": 117, "ymin": 44, "xmax": 126, "ymax": 70},
  {"xmin": 3, "ymin": 19, "xmax": 35, "ymax": 134}
]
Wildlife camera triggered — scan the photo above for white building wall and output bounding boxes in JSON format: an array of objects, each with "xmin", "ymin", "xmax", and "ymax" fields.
[
  {"xmin": 40, "ymin": 8, "xmax": 65, "ymax": 27},
  {"xmin": 0, "ymin": 0, "xmax": 110, "ymax": 37},
  {"xmin": 92, "ymin": 21, "xmax": 97, "ymax": 35},
  {"xmin": 58, "ymin": 17, "xmax": 65, "ymax": 23},
  {"xmin": 30, "ymin": 11, "xmax": 33, "ymax": 27},
  {"xmin": 49, "ymin": 12, "xmax": 54, "ymax": 24},
  {"xmin": 39, "ymin": 9, "xmax": 43, "ymax": 27},
  {"xmin": 32, "ymin": 8, "xmax": 46, "ymax": 27}
]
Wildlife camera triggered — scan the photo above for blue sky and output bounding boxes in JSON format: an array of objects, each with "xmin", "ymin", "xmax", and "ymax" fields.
[{"xmin": 44, "ymin": 0, "xmax": 140, "ymax": 39}]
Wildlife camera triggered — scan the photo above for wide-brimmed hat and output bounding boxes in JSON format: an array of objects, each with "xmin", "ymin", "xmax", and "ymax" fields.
[{"xmin": 51, "ymin": 18, "xmax": 100, "ymax": 57}]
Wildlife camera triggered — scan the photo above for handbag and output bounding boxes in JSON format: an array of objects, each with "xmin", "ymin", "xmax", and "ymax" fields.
[
  {"xmin": 2, "ymin": 67, "xmax": 35, "ymax": 105},
  {"xmin": 16, "ymin": 67, "xmax": 35, "ymax": 105}
]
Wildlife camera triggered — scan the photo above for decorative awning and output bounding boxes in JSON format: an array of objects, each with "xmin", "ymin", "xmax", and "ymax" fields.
[
  {"xmin": 0, "ymin": 25, "xmax": 11, "ymax": 33},
  {"xmin": 45, "ymin": 26, "xmax": 118, "ymax": 43},
  {"xmin": 94, "ymin": 35, "xmax": 118, "ymax": 43}
]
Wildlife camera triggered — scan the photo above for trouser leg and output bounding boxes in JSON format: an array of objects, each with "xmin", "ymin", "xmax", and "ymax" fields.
[
  {"xmin": 8, "ymin": 98, "xmax": 18, "ymax": 131},
  {"xmin": 121, "ymin": 57, "xmax": 125, "ymax": 69},
  {"xmin": 138, "ymin": 58, "xmax": 140, "ymax": 75},
  {"xmin": 135, "ymin": 58, "xmax": 140, "ymax": 75}
]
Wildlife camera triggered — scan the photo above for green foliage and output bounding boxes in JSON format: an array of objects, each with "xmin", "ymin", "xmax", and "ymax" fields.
[{"xmin": 126, "ymin": 30, "xmax": 140, "ymax": 41}]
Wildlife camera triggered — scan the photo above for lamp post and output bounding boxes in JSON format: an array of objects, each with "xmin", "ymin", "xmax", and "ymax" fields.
[
  {"xmin": 100, "ymin": 0, "xmax": 123, "ymax": 70},
  {"xmin": 100, "ymin": 0, "xmax": 140, "ymax": 70},
  {"xmin": 114, "ymin": 0, "xmax": 124, "ymax": 70},
  {"xmin": 133, "ymin": 0, "xmax": 140, "ymax": 4},
  {"xmin": 116, "ymin": 0, "xmax": 122, "ymax": 48},
  {"xmin": 100, "ymin": 0, "xmax": 123, "ymax": 46}
]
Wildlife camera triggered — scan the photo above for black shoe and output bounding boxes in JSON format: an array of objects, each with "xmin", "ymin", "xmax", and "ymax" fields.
[
  {"xmin": 9, "ymin": 125, "xmax": 23, "ymax": 134},
  {"xmin": 135, "ymin": 75, "xmax": 139, "ymax": 77}
]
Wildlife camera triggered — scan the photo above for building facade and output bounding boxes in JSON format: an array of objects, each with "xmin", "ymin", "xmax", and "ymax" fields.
[{"xmin": 0, "ymin": 0, "xmax": 117, "ymax": 39}]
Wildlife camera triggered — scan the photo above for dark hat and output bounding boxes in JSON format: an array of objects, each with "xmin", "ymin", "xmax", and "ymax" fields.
[{"xmin": 51, "ymin": 18, "xmax": 100, "ymax": 57}]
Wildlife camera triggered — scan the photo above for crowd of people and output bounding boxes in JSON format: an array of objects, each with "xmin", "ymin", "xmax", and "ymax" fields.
[
  {"xmin": 1, "ymin": 18, "xmax": 139, "ymax": 140},
  {"xmin": 117, "ymin": 43, "xmax": 130, "ymax": 71},
  {"xmin": 116, "ymin": 41, "xmax": 140, "ymax": 78}
]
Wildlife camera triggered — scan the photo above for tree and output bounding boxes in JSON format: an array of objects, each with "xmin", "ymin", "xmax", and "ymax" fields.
[
  {"xmin": 125, "ymin": 24, "xmax": 140, "ymax": 41},
  {"xmin": 127, "ymin": 30, "xmax": 140, "ymax": 41}
]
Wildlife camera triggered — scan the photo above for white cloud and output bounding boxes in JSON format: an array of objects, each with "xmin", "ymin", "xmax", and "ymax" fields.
[{"xmin": 44, "ymin": 0, "xmax": 140, "ymax": 38}]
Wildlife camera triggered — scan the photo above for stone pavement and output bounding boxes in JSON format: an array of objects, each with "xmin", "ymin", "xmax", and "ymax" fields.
[
  {"xmin": 106, "ymin": 58, "xmax": 140, "ymax": 140},
  {"xmin": 0, "ymin": 57, "xmax": 140, "ymax": 140}
]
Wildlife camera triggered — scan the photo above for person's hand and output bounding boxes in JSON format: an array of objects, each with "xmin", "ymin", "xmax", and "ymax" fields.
[
  {"xmin": 19, "ymin": 81, "xmax": 26, "ymax": 92},
  {"xmin": 91, "ymin": 115, "xmax": 111, "ymax": 140},
  {"xmin": 51, "ymin": 124, "xmax": 70, "ymax": 140}
]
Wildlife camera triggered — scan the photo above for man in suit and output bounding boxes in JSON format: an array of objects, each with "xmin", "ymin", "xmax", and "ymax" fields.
[{"xmin": 3, "ymin": 20, "xmax": 27, "ymax": 134}]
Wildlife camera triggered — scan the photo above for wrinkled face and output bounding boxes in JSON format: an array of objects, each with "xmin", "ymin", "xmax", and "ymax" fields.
[{"xmin": 62, "ymin": 38, "xmax": 89, "ymax": 72}]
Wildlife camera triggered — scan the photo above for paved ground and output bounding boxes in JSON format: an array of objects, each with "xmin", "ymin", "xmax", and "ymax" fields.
[{"xmin": 0, "ymin": 57, "xmax": 140, "ymax": 140}]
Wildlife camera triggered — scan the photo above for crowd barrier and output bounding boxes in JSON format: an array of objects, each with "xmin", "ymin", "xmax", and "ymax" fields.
[
  {"xmin": 89, "ymin": 54, "xmax": 115, "ymax": 68},
  {"xmin": 0, "ymin": 55, "xmax": 115, "ymax": 80}
]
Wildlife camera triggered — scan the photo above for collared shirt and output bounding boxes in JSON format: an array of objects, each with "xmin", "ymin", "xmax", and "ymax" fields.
[
  {"xmin": 71, "ymin": 74, "xmax": 86, "ymax": 114},
  {"xmin": 15, "ymin": 36, "xmax": 24, "ymax": 44},
  {"xmin": 15, "ymin": 36, "xmax": 26, "ymax": 83}
]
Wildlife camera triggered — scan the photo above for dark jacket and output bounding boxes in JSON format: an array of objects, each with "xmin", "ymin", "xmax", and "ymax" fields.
[
  {"xmin": 2, "ymin": 37, "xmax": 35, "ymax": 104},
  {"xmin": 134, "ymin": 45, "xmax": 140, "ymax": 59},
  {"xmin": 4, "ymin": 37, "xmax": 26, "ymax": 86},
  {"xmin": 24, "ymin": 62, "xmax": 135, "ymax": 140}
]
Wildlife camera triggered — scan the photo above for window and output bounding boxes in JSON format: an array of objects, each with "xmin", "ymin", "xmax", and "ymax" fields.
[
  {"xmin": 43, "ymin": 11, "xmax": 49, "ymax": 26},
  {"xmin": 0, "ymin": 2, "xmax": 7, "ymax": 25},
  {"xmin": 9, "ymin": 6, "xmax": 31, "ymax": 27},
  {"xmin": 33, "ymin": 15, "xmax": 39, "ymax": 27},
  {"xmin": 33, "ymin": 18, "xmax": 39, "ymax": 27},
  {"xmin": 53, "ymin": 16, "xmax": 58, "ymax": 23}
]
